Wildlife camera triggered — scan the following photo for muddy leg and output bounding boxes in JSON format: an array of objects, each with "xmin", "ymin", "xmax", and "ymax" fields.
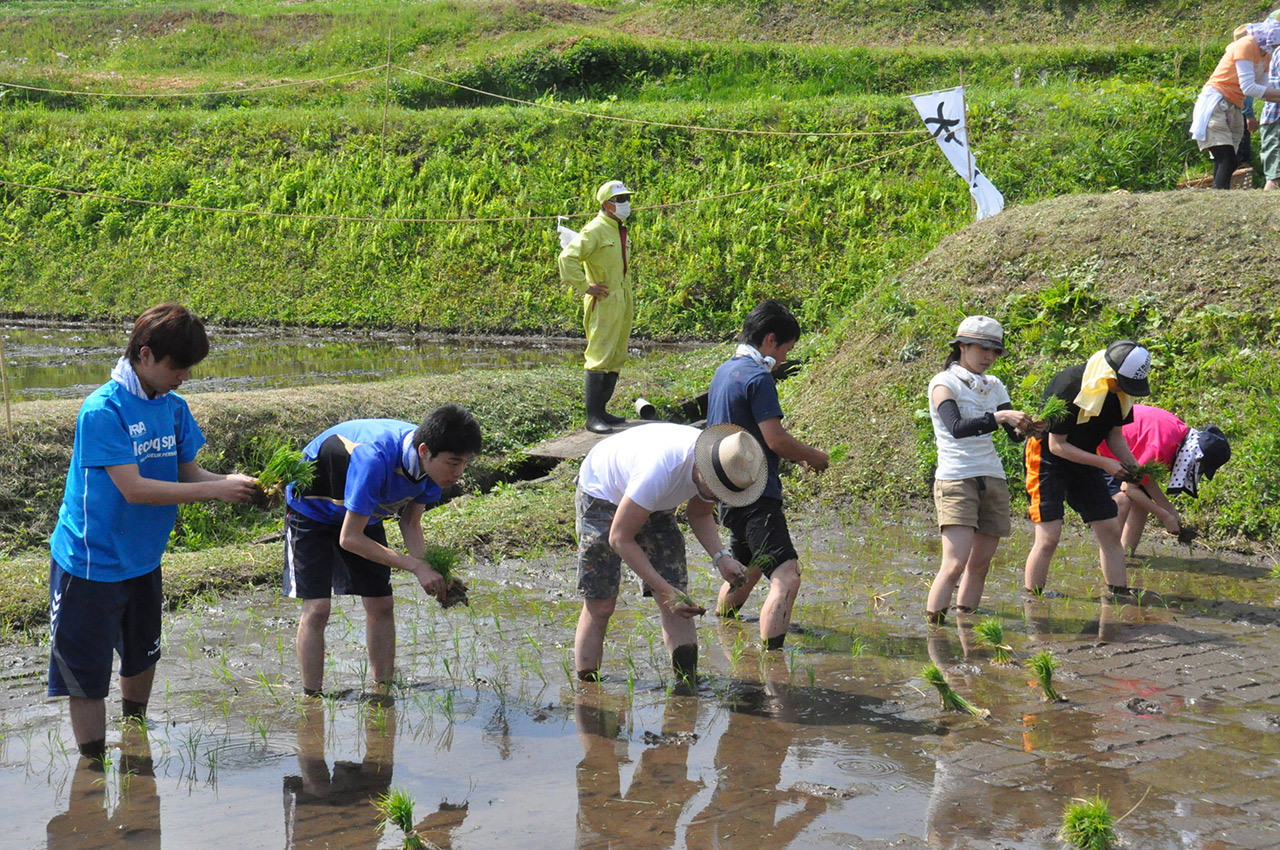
[
  {"xmin": 297, "ymin": 598, "xmax": 331, "ymax": 694},
  {"xmin": 1024, "ymin": 520, "xmax": 1062, "ymax": 592},
  {"xmin": 760, "ymin": 560, "xmax": 800, "ymax": 649},
  {"xmin": 575, "ymin": 597, "xmax": 616, "ymax": 680},
  {"xmin": 716, "ymin": 568, "xmax": 762, "ymax": 617},
  {"xmin": 363, "ymin": 594, "xmax": 395, "ymax": 688}
]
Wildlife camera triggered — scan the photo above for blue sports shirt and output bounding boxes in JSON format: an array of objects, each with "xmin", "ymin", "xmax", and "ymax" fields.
[
  {"xmin": 50, "ymin": 382, "xmax": 205, "ymax": 582},
  {"xmin": 285, "ymin": 419, "xmax": 443, "ymax": 526},
  {"xmin": 706, "ymin": 356, "xmax": 785, "ymax": 501}
]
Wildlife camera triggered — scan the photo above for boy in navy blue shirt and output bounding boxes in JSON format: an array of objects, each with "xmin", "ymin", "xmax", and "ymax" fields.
[
  {"xmin": 48, "ymin": 303, "xmax": 258, "ymax": 760},
  {"xmin": 284, "ymin": 404, "xmax": 482, "ymax": 698},
  {"xmin": 706, "ymin": 300, "xmax": 828, "ymax": 650}
]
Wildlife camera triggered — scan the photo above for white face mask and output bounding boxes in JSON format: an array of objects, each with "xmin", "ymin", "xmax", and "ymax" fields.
[{"xmin": 611, "ymin": 201, "xmax": 631, "ymax": 221}]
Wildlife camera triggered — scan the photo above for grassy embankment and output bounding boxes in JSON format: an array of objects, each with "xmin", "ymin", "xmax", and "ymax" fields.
[{"xmin": 4, "ymin": 1, "xmax": 1280, "ymax": 629}]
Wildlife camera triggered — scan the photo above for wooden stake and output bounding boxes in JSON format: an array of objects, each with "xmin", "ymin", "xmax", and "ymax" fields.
[
  {"xmin": 0, "ymin": 331, "xmax": 11, "ymax": 439},
  {"xmin": 381, "ymin": 19, "xmax": 394, "ymax": 172}
]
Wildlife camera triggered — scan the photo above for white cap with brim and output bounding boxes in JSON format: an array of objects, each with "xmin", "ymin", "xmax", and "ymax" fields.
[{"xmin": 694, "ymin": 425, "xmax": 767, "ymax": 508}]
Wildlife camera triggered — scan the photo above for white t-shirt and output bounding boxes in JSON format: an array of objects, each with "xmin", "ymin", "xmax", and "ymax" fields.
[
  {"xmin": 928, "ymin": 366, "xmax": 1011, "ymax": 480},
  {"xmin": 579, "ymin": 422, "xmax": 700, "ymax": 512}
]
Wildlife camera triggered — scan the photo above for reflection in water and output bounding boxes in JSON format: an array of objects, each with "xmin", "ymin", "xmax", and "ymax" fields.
[
  {"xmin": 685, "ymin": 655, "xmax": 827, "ymax": 849},
  {"xmin": 575, "ymin": 690, "xmax": 702, "ymax": 850},
  {"xmin": 46, "ymin": 723, "xmax": 160, "ymax": 850},
  {"xmin": 284, "ymin": 702, "xmax": 469, "ymax": 850}
]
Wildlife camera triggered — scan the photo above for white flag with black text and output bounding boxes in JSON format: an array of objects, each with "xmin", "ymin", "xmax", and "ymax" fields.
[{"xmin": 908, "ymin": 86, "xmax": 1004, "ymax": 221}]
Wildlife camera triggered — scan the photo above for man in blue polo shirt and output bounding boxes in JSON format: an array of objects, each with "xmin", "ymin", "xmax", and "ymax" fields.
[
  {"xmin": 706, "ymin": 300, "xmax": 829, "ymax": 650},
  {"xmin": 48, "ymin": 303, "xmax": 258, "ymax": 761},
  {"xmin": 284, "ymin": 404, "xmax": 482, "ymax": 698}
]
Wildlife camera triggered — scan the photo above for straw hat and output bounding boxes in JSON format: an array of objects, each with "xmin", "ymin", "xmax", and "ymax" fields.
[{"xmin": 694, "ymin": 424, "xmax": 767, "ymax": 507}]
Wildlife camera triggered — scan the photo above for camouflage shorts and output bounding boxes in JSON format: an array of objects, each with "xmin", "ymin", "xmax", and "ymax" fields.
[{"xmin": 575, "ymin": 487, "xmax": 687, "ymax": 599}]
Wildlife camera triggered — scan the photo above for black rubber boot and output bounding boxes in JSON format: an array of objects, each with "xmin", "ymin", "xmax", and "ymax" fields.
[
  {"xmin": 600, "ymin": 372, "xmax": 627, "ymax": 425},
  {"xmin": 584, "ymin": 371, "xmax": 613, "ymax": 434}
]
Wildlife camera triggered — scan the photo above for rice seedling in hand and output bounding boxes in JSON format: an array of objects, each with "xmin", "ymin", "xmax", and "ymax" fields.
[
  {"xmin": 973, "ymin": 617, "xmax": 1013, "ymax": 664},
  {"xmin": 1033, "ymin": 395, "xmax": 1070, "ymax": 429},
  {"xmin": 424, "ymin": 545, "xmax": 469, "ymax": 609},
  {"xmin": 375, "ymin": 788, "xmax": 428, "ymax": 850},
  {"xmin": 669, "ymin": 589, "xmax": 706, "ymax": 617},
  {"xmin": 921, "ymin": 663, "xmax": 989, "ymax": 718},
  {"xmin": 1117, "ymin": 460, "xmax": 1164, "ymax": 486},
  {"xmin": 1027, "ymin": 649, "xmax": 1064, "ymax": 702},
  {"xmin": 1059, "ymin": 795, "xmax": 1118, "ymax": 850},
  {"xmin": 252, "ymin": 443, "xmax": 315, "ymax": 510}
]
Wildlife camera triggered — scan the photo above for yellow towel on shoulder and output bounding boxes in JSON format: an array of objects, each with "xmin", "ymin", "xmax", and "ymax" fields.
[{"xmin": 1073, "ymin": 349, "xmax": 1134, "ymax": 424}]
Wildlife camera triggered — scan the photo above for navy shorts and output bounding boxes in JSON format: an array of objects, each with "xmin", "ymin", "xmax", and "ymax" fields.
[
  {"xmin": 1026, "ymin": 440, "xmax": 1118, "ymax": 525},
  {"xmin": 721, "ymin": 497, "xmax": 799, "ymax": 578},
  {"xmin": 283, "ymin": 511, "xmax": 393, "ymax": 599},
  {"xmin": 48, "ymin": 560, "xmax": 163, "ymax": 699}
]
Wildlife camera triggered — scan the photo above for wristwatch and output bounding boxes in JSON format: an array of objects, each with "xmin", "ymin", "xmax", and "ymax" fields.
[{"xmin": 709, "ymin": 548, "xmax": 731, "ymax": 574}]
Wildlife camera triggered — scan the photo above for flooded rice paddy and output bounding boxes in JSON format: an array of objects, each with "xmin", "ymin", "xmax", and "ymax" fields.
[
  {"xmin": 0, "ymin": 320, "xmax": 667, "ymax": 400},
  {"xmin": 3, "ymin": 512, "xmax": 1280, "ymax": 849}
]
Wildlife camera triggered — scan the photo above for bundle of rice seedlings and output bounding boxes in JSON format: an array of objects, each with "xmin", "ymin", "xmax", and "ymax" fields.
[
  {"xmin": 1059, "ymin": 795, "xmax": 1118, "ymax": 850},
  {"xmin": 1027, "ymin": 649, "xmax": 1064, "ymax": 702},
  {"xmin": 973, "ymin": 617, "xmax": 1013, "ymax": 664},
  {"xmin": 1034, "ymin": 395, "xmax": 1070, "ymax": 428},
  {"xmin": 375, "ymin": 788, "xmax": 428, "ymax": 850},
  {"xmin": 921, "ymin": 663, "xmax": 989, "ymax": 718},
  {"xmin": 252, "ymin": 444, "xmax": 316, "ymax": 510},
  {"xmin": 1118, "ymin": 460, "xmax": 1164, "ymax": 485},
  {"xmin": 424, "ymin": 545, "xmax": 469, "ymax": 609}
]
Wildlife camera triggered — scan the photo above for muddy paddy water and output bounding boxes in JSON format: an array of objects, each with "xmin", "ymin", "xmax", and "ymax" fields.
[
  {"xmin": 3, "ymin": 513, "xmax": 1280, "ymax": 849},
  {"xmin": 0, "ymin": 320, "xmax": 694, "ymax": 399}
]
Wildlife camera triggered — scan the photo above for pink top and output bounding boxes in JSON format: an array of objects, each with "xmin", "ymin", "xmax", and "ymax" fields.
[{"xmin": 1098, "ymin": 405, "xmax": 1189, "ymax": 467}]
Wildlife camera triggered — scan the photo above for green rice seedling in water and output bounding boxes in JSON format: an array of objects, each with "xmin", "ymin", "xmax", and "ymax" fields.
[
  {"xmin": 1028, "ymin": 649, "xmax": 1064, "ymax": 702},
  {"xmin": 1270, "ymin": 563, "xmax": 1280, "ymax": 580},
  {"xmin": 376, "ymin": 788, "xmax": 428, "ymax": 850},
  {"xmin": 921, "ymin": 663, "xmax": 990, "ymax": 718},
  {"xmin": 253, "ymin": 443, "xmax": 316, "ymax": 510},
  {"xmin": 973, "ymin": 617, "xmax": 1013, "ymax": 664},
  {"xmin": 1059, "ymin": 795, "xmax": 1118, "ymax": 850}
]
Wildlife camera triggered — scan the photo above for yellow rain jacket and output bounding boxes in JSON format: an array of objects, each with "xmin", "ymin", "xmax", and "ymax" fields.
[{"xmin": 558, "ymin": 213, "xmax": 633, "ymax": 372}]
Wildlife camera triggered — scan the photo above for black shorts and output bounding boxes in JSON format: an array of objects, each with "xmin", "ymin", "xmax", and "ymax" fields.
[
  {"xmin": 48, "ymin": 560, "xmax": 163, "ymax": 699},
  {"xmin": 720, "ymin": 497, "xmax": 799, "ymax": 578},
  {"xmin": 1025, "ymin": 440, "xmax": 1118, "ymax": 525},
  {"xmin": 283, "ymin": 511, "xmax": 393, "ymax": 599}
]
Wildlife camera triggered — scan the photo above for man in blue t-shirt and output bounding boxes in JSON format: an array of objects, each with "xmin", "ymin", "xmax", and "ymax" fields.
[
  {"xmin": 48, "ymin": 304, "xmax": 258, "ymax": 761},
  {"xmin": 706, "ymin": 300, "xmax": 829, "ymax": 650},
  {"xmin": 283, "ymin": 404, "xmax": 482, "ymax": 698}
]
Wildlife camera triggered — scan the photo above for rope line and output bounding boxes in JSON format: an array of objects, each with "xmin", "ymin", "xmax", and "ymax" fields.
[
  {"xmin": 0, "ymin": 65, "xmax": 386, "ymax": 98},
  {"xmin": 395, "ymin": 65, "xmax": 924, "ymax": 138},
  {"xmin": 0, "ymin": 139, "xmax": 928, "ymax": 225}
]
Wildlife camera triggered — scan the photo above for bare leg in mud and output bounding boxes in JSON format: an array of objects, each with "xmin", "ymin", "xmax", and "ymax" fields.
[
  {"xmin": 363, "ymin": 595, "xmax": 395, "ymax": 688},
  {"xmin": 716, "ymin": 559, "xmax": 801, "ymax": 649},
  {"xmin": 297, "ymin": 598, "xmax": 331, "ymax": 694},
  {"xmin": 574, "ymin": 597, "xmax": 616, "ymax": 679}
]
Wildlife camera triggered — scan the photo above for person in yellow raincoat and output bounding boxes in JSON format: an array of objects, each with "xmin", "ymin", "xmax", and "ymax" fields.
[{"xmin": 558, "ymin": 180, "xmax": 634, "ymax": 433}]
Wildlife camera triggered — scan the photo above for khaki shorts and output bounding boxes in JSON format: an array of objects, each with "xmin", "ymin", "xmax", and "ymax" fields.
[
  {"xmin": 1200, "ymin": 99, "xmax": 1244, "ymax": 151},
  {"xmin": 933, "ymin": 476, "xmax": 1011, "ymax": 538}
]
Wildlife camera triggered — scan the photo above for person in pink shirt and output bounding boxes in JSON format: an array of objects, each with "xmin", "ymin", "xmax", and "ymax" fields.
[{"xmin": 1098, "ymin": 405, "xmax": 1231, "ymax": 554}]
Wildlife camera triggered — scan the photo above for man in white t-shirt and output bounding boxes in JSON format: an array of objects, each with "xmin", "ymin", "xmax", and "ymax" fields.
[{"xmin": 574, "ymin": 422, "xmax": 767, "ymax": 684}]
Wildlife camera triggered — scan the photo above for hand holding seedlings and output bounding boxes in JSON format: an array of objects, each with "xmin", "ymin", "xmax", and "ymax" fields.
[
  {"xmin": 714, "ymin": 552, "xmax": 748, "ymax": 589},
  {"xmin": 1117, "ymin": 460, "xmax": 1164, "ymax": 486},
  {"xmin": 251, "ymin": 443, "xmax": 316, "ymax": 509},
  {"xmin": 423, "ymin": 545, "xmax": 469, "ymax": 609},
  {"xmin": 1031, "ymin": 395, "xmax": 1070, "ymax": 430},
  {"xmin": 668, "ymin": 589, "xmax": 706, "ymax": 618}
]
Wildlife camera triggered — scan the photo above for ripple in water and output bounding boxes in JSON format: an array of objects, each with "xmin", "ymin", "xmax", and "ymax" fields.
[{"xmin": 835, "ymin": 755, "xmax": 900, "ymax": 777}]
